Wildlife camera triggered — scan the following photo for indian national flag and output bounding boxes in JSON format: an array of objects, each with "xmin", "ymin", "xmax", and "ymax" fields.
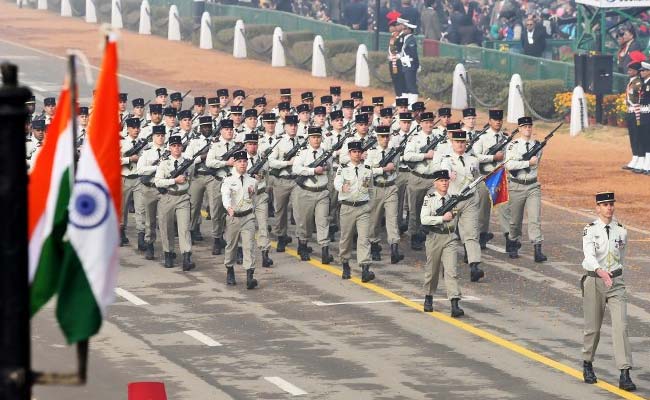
[
  {"xmin": 57, "ymin": 34, "xmax": 122, "ymax": 343},
  {"xmin": 28, "ymin": 85, "xmax": 74, "ymax": 316}
]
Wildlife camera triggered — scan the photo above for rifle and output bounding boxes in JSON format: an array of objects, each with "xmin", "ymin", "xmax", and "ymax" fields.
[
  {"xmin": 465, "ymin": 123, "xmax": 490, "ymax": 152},
  {"xmin": 510, "ymin": 122, "xmax": 562, "ymax": 174},
  {"xmin": 295, "ymin": 149, "xmax": 334, "ymax": 185},
  {"xmin": 123, "ymin": 133, "xmax": 154, "ymax": 157},
  {"xmin": 485, "ymin": 128, "xmax": 518, "ymax": 156},
  {"xmin": 378, "ymin": 126, "xmax": 417, "ymax": 168},
  {"xmin": 248, "ymin": 139, "xmax": 281, "ymax": 176},
  {"xmin": 404, "ymin": 130, "xmax": 445, "ymax": 169},
  {"xmin": 361, "ymin": 136, "xmax": 377, "ymax": 152},
  {"xmin": 282, "ymin": 136, "xmax": 306, "ymax": 161},
  {"xmin": 181, "ymin": 89, "xmax": 192, "ymax": 100},
  {"xmin": 331, "ymin": 129, "xmax": 354, "ymax": 152},
  {"xmin": 140, "ymin": 149, "xmax": 170, "ymax": 185},
  {"xmin": 170, "ymin": 140, "xmax": 212, "ymax": 179},
  {"xmin": 221, "ymin": 142, "xmax": 244, "ymax": 161}
]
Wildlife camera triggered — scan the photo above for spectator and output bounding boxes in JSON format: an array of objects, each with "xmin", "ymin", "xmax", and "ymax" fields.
[
  {"xmin": 344, "ymin": 0, "xmax": 368, "ymax": 30},
  {"xmin": 275, "ymin": 0, "xmax": 293, "ymax": 13},
  {"xmin": 617, "ymin": 25, "xmax": 643, "ymax": 73},
  {"xmin": 420, "ymin": 0, "xmax": 441, "ymax": 39},
  {"xmin": 522, "ymin": 15, "xmax": 547, "ymax": 57},
  {"xmin": 451, "ymin": 0, "xmax": 482, "ymax": 45},
  {"xmin": 398, "ymin": 0, "xmax": 420, "ymax": 34}
]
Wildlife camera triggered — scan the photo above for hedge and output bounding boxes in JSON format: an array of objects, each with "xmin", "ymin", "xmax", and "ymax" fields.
[{"xmin": 214, "ymin": 24, "xmax": 275, "ymax": 53}]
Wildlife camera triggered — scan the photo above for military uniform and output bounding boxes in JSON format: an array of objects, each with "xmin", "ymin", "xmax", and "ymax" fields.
[
  {"xmin": 398, "ymin": 19, "xmax": 419, "ymax": 104},
  {"xmin": 323, "ymin": 110, "xmax": 348, "ymax": 237},
  {"xmin": 392, "ymin": 112, "xmax": 414, "ymax": 233},
  {"xmin": 245, "ymin": 134, "xmax": 273, "ymax": 268},
  {"xmin": 120, "ymin": 119, "xmax": 146, "ymax": 249},
  {"xmin": 639, "ymin": 68, "xmax": 650, "ymax": 173}
]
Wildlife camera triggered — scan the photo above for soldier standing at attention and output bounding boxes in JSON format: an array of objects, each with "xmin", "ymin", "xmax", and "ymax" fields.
[
  {"xmin": 221, "ymin": 150, "xmax": 259, "ymax": 289},
  {"xmin": 622, "ymin": 54, "xmax": 644, "ymax": 171},
  {"xmin": 581, "ymin": 192, "xmax": 635, "ymax": 392},
  {"xmin": 639, "ymin": 61, "xmax": 650, "ymax": 174},
  {"xmin": 334, "ymin": 141, "xmax": 375, "ymax": 282},
  {"xmin": 154, "ymin": 135, "xmax": 195, "ymax": 271},
  {"xmin": 398, "ymin": 18, "xmax": 420, "ymax": 104},
  {"xmin": 420, "ymin": 169, "xmax": 464, "ymax": 317},
  {"xmin": 504, "ymin": 117, "xmax": 547, "ymax": 262}
]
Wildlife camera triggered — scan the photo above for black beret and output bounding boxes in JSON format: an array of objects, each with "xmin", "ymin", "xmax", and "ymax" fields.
[{"xmin": 118, "ymin": 93, "xmax": 127, "ymax": 102}]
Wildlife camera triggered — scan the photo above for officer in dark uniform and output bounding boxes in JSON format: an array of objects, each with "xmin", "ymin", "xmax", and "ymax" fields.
[
  {"xmin": 388, "ymin": 17, "xmax": 406, "ymax": 98},
  {"xmin": 398, "ymin": 17, "xmax": 420, "ymax": 104}
]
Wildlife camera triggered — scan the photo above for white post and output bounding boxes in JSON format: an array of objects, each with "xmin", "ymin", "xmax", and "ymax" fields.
[
  {"xmin": 37, "ymin": 0, "xmax": 47, "ymax": 10},
  {"xmin": 271, "ymin": 27, "xmax": 285, "ymax": 67},
  {"xmin": 111, "ymin": 0, "xmax": 123, "ymax": 29},
  {"xmin": 507, "ymin": 74, "xmax": 525, "ymax": 124},
  {"xmin": 570, "ymin": 85, "xmax": 589, "ymax": 136},
  {"xmin": 354, "ymin": 44, "xmax": 369, "ymax": 87},
  {"xmin": 61, "ymin": 0, "xmax": 72, "ymax": 16},
  {"xmin": 168, "ymin": 5, "xmax": 181, "ymax": 41},
  {"xmin": 311, "ymin": 35, "xmax": 326, "ymax": 78},
  {"xmin": 233, "ymin": 19, "xmax": 247, "ymax": 58},
  {"xmin": 139, "ymin": 0, "xmax": 151, "ymax": 35},
  {"xmin": 85, "ymin": 0, "xmax": 97, "ymax": 23},
  {"xmin": 199, "ymin": 11, "xmax": 212, "ymax": 49},
  {"xmin": 451, "ymin": 63, "xmax": 468, "ymax": 110}
]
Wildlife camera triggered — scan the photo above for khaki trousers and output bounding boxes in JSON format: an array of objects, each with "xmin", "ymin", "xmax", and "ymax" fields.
[
  {"xmin": 293, "ymin": 187, "xmax": 330, "ymax": 247},
  {"xmin": 189, "ymin": 174, "xmax": 222, "ymax": 238},
  {"xmin": 140, "ymin": 184, "xmax": 160, "ymax": 243},
  {"xmin": 582, "ymin": 275, "xmax": 632, "ymax": 369},
  {"xmin": 254, "ymin": 191, "xmax": 271, "ymax": 250},
  {"xmin": 508, "ymin": 181, "xmax": 543, "ymax": 244},
  {"xmin": 158, "ymin": 192, "xmax": 192, "ymax": 253},
  {"xmin": 368, "ymin": 185, "xmax": 400, "ymax": 245},
  {"xmin": 272, "ymin": 176, "xmax": 296, "ymax": 238},
  {"xmin": 122, "ymin": 176, "xmax": 145, "ymax": 233},
  {"xmin": 456, "ymin": 193, "xmax": 481, "ymax": 264},
  {"xmin": 477, "ymin": 182, "xmax": 510, "ymax": 234},
  {"xmin": 424, "ymin": 232, "xmax": 461, "ymax": 299},
  {"xmin": 407, "ymin": 174, "xmax": 432, "ymax": 236},
  {"xmin": 328, "ymin": 174, "xmax": 340, "ymax": 228},
  {"xmin": 224, "ymin": 212, "xmax": 256, "ymax": 270},
  {"xmin": 339, "ymin": 203, "xmax": 371, "ymax": 265},
  {"xmin": 396, "ymin": 171, "xmax": 409, "ymax": 227}
]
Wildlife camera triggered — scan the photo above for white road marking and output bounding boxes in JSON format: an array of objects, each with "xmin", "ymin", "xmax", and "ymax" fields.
[
  {"xmin": 312, "ymin": 296, "xmax": 480, "ymax": 307},
  {"xmin": 263, "ymin": 377, "xmax": 308, "ymax": 396},
  {"xmin": 29, "ymin": 85, "xmax": 46, "ymax": 92},
  {"xmin": 485, "ymin": 243, "xmax": 506, "ymax": 253},
  {"xmin": 183, "ymin": 330, "xmax": 222, "ymax": 347},
  {"xmin": 115, "ymin": 287, "xmax": 149, "ymax": 305},
  {"xmin": 0, "ymin": 55, "xmax": 39, "ymax": 59}
]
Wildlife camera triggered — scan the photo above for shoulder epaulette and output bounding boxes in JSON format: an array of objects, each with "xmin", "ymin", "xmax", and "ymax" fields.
[
  {"xmin": 340, "ymin": 163, "xmax": 348, "ymax": 168},
  {"xmin": 365, "ymin": 165, "xmax": 371, "ymax": 169},
  {"xmin": 617, "ymin": 222, "xmax": 624, "ymax": 228}
]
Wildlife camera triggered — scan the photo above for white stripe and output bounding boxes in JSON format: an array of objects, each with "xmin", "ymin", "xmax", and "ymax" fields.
[
  {"xmin": 485, "ymin": 243, "xmax": 506, "ymax": 253},
  {"xmin": 183, "ymin": 330, "xmax": 222, "ymax": 347},
  {"xmin": 30, "ymin": 85, "xmax": 47, "ymax": 92},
  {"xmin": 263, "ymin": 377, "xmax": 308, "ymax": 396},
  {"xmin": 114, "ymin": 288, "xmax": 148, "ymax": 305}
]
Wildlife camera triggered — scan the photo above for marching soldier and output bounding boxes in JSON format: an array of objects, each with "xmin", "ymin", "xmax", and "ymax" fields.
[
  {"xmin": 173, "ymin": 110, "xmax": 194, "ymax": 148},
  {"xmin": 330, "ymin": 86, "xmax": 342, "ymax": 111},
  {"xmin": 207, "ymin": 97, "xmax": 222, "ymax": 132},
  {"xmin": 163, "ymin": 107, "xmax": 178, "ymax": 139},
  {"xmin": 581, "ymin": 192, "xmax": 635, "ymax": 391},
  {"xmin": 169, "ymin": 91, "xmax": 183, "ymax": 111},
  {"xmin": 341, "ymin": 100, "xmax": 355, "ymax": 126},
  {"xmin": 205, "ymin": 119, "xmax": 240, "ymax": 255},
  {"xmin": 292, "ymin": 127, "xmax": 334, "ymax": 264},
  {"xmin": 120, "ymin": 118, "xmax": 146, "ymax": 250},
  {"xmin": 253, "ymin": 96, "xmax": 267, "ymax": 124},
  {"xmin": 504, "ymin": 117, "xmax": 547, "ymax": 262},
  {"xmin": 77, "ymin": 106, "xmax": 89, "ymax": 147},
  {"xmin": 269, "ymin": 115, "xmax": 301, "ymax": 251},
  {"xmin": 243, "ymin": 109, "xmax": 259, "ymax": 134},
  {"xmin": 118, "ymin": 93, "xmax": 129, "ymax": 135},
  {"xmin": 191, "ymin": 96, "xmax": 207, "ymax": 129},
  {"xmin": 301, "ymin": 91, "xmax": 314, "ymax": 109},
  {"xmin": 438, "ymin": 127, "xmax": 485, "ymax": 283},
  {"xmin": 217, "ymin": 88, "xmax": 231, "ymax": 118},
  {"xmin": 154, "ymin": 87, "xmax": 168, "ymax": 106},
  {"xmin": 394, "ymin": 111, "xmax": 413, "ymax": 233},
  {"xmin": 274, "ymin": 102, "xmax": 291, "ymax": 136},
  {"xmin": 366, "ymin": 125, "xmax": 404, "ymax": 263},
  {"xmin": 136, "ymin": 125, "xmax": 167, "ymax": 260},
  {"xmin": 40, "ymin": 97, "xmax": 56, "ymax": 125},
  {"xmin": 258, "ymin": 113, "xmax": 279, "ymax": 154},
  {"xmin": 232, "ymin": 90, "xmax": 246, "ymax": 107},
  {"xmin": 296, "ymin": 104, "xmax": 311, "ymax": 137},
  {"xmin": 420, "ymin": 169, "xmax": 464, "ymax": 317},
  {"xmin": 312, "ymin": 106, "xmax": 328, "ymax": 129},
  {"xmin": 339, "ymin": 113, "xmax": 372, "ymax": 165},
  {"xmin": 221, "ymin": 150, "xmax": 259, "ymax": 289},
  {"xmin": 131, "ymin": 98, "xmax": 146, "ymax": 128},
  {"xmin": 334, "ymin": 141, "xmax": 375, "ymax": 282},
  {"xmin": 351, "ymin": 91, "xmax": 364, "ymax": 115},
  {"xmin": 324, "ymin": 110, "xmax": 347, "ymax": 239},
  {"xmin": 403, "ymin": 111, "xmax": 439, "ymax": 250},
  {"xmin": 230, "ymin": 106, "xmax": 245, "ymax": 142},
  {"xmin": 139, "ymin": 104, "xmax": 164, "ymax": 139},
  {"xmin": 26, "ymin": 119, "xmax": 45, "ymax": 169},
  {"xmin": 271, "ymin": 88, "xmax": 292, "ymax": 115},
  {"xmin": 432, "ymin": 107, "xmax": 451, "ymax": 139},
  {"xmin": 154, "ymin": 135, "xmax": 196, "ymax": 271},
  {"xmin": 26, "ymin": 95, "xmax": 36, "ymax": 119}
]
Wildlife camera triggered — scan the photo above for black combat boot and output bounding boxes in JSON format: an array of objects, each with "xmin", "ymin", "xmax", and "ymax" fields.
[
  {"xmin": 236, "ymin": 246, "xmax": 243, "ymax": 264},
  {"xmin": 298, "ymin": 240, "xmax": 310, "ymax": 261},
  {"xmin": 145, "ymin": 242, "xmax": 155, "ymax": 260},
  {"xmin": 390, "ymin": 243, "xmax": 404, "ymax": 264},
  {"xmin": 246, "ymin": 269, "xmax": 258, "ymax": 289},
  {"xmin": 163, "ymin": 252, "xmax": 174, "ymax": 268},
  {"xmin": 463, "ymin": 244, "xmax": 469, "ymax": 264},
  {"xmin": 262, "ymin": 250, "xmax": 273, "ymax": 268},
  {"xmin": 450, "ymin": 298, "xmax": 464, "ymax": 317},
  {"xmin": 619, "ymin": 369, "xmax": 636, "ymax": 391},
  {"xmin": 479, "ymin": 232, "xmax": 494, "ymax": 250},
  {"xmin": 276, "ymin": 236, "xmax": 287, "ymax": 252},
  {"xmin": 182, "ymin": 252, "xmax": 195, "ymax": 272},
  {"xmin": 321, "ymin": 246, "xmax": 334, "ymax": 264},
  {"xmin": 371, "ymin": 242, "xmax": 382, "ymax": 261},
  {"xmin": 341, "ymin": 262, "xmax": 351, "ymax": 280},
  {"xmin": 137, "ymin": 232, "xmax": 146, "ymax": 251},
  {"xmin": 534, "ymin": 244, "xmax": 547, "ymax": 263},
  {"xmin": 508, "ymin": 236, "xmax": 519, "ymax": 259},
  {"xmin": 212, "ymin": 237, "xmax": 223, "ymax": 255},
  {"xmin": 328, "ymin": 225, "xmax": 338, "ymax": 242},
  {"xmin": 423, "ymin": 295, "xmax": 433, "ymax": 312},
  {"xmin": 120, "ymin": 227, "xmax": 129, "ymax": 246},
  {"xmin": 411, "ymin": 234, "xmax": 424, "ymax": 251},
  {"xmin": 583, "ymin": 361, "xmax": 597, "ymax": 384},
  {"xmin": 226, "ymin": 266, "xmax": 236, "ymax": 285},
  {"xmin": 504, "ymin": 232, "xmax": 511, "ymax": 252},
  {"xmin": 361, "ymin": 264, "xmax": 375, "ymax": 283},
  {"xmin": 470, "ymin": 262, "xmax": 484, "ymax": 282},
  {"xmin": 268, "ymin": 202, "xmax": 275, "ymax": 218}
]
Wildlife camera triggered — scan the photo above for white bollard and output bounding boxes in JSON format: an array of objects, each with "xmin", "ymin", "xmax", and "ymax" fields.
[
  {"xmin": 311, "ymin": 35, "xmax": 326, "ymax": 78},
  {"xmin": 139, "ymin": 0, "xmax": 151, "ymax": 35},
  {"xmin": 233, "ymin": 19, "xmax": 247, "ymax": 58},
  {"xmin": 61, "ymin": 0, "xmax": 71, "ymax": 16},
  {"xmin": 451, "ymin": 63, "xmax": 468, "ymax": 110},
  {"xmin": 271, "ymin": 27, "xmax": 285, "ymax": 67},
  {"xmin": 85, "ymin": 0, "xmax": 97, "ymax": 23},
  {"xmin": 168, "ymin": 5, "xmax": 181, "ymax": 41},
  {"xmin": 111, "ymin": 0, "xmax": 123, "ymax": 29},
  {"xmin": 354, "ymin": 44, "xmax": 369, "ymax": 87},
  {"xmin": 570, "ymin": 85, "xmax": 589, "ymax": 136},
  {"xmin": 199, "ymin": 11, "xmax": 212, "ymax": 49},
  {"xmin": 507, "ymin": 74, "xmax": 525, "ymax": 124},
  {"xmin": 37, "ymin": 0, "xmax": 47, "ymax": 10}
]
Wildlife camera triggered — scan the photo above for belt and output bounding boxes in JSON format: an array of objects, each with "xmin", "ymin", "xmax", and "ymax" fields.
[
  {"xmin": 166, "ymin": 190, "xmax": 188, "ymax": 196},
  {"xmin": 373, "ymin": 179, "xmax": 395, "ymax": 187},
  {"xmin": 233, "ymin": 209, "xmax": 253, "ymax": 217},
  {"xmin": 196, "ymin": 170, "xmax": 215, "ymax": 176},
  {"xmin": 425, "ymin": 226, "xmax": 453, "ymax": 234},
  {"xmin": 297, "ymin": 183, "xmax": 328, "ymax": 192},
  {"xmin": 276, "ymin": 174, "xmax": 297, "ymax": 180},
  {"xmin": 509, "ymin": 177, "xmax": 538, "ymax": 185},
  {"xmin": 142, "ymin": 181, "xmax": 155, "ymax": 188},
  {"xmin": 585, "ymin": 268, "xmax": 623, "ymax": 278},
  {"xmin": 399, "ymin": 167, "xmax": 410, "ymax": 172},
  {"xmin": 256, "ymin": 188, "xmax": 267, "ymax": 195},
  {"xmin": 411, "ymin": 171, "xmax": 436, "ymax": 179},
  {"xmin": 123, "ymin": 174, "xmax": 138, "ymax": 179},
  {"xmin": 340, "ymin": 200, "xmax": 368, "ymax": 207}
]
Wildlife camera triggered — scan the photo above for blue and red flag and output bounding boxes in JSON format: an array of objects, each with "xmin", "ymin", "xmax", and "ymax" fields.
[{"xmin": 484, "ymin": 166, "xmax": 509, "ymax": 206}]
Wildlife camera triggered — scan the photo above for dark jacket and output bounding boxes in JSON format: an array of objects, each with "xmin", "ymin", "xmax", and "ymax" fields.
[
  {"xmin": 344, "ymin": 1, "xmax": 368, "ymax": 30},
  {"xmin": 521, "ymin": 26, "xmax": 547, "ymax": 58}
]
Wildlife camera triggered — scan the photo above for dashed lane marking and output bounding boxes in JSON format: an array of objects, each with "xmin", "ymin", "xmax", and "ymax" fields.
[
  {"xmin": 183, "ymin": 330, "xmax": 222, "ymax": 347},
  {"xmin": 115, "ymin": 288, "xmax": 149, "ymax": 306},
  {"xmin": 263, "ymin": 377, "xmax": 308, "ymax": 396},
  {"xmin": 485, "ymin": 243, "xmax": 506, "ymax": 253}
]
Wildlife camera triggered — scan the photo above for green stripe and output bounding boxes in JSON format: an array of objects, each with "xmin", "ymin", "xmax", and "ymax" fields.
[
  {"xmin": 30, "ymin": 168, "xmax": 71, "ymax": 316},
  {"xmin": 56, "ymin": 241, "xmax": 102, "ymax": 344}
]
